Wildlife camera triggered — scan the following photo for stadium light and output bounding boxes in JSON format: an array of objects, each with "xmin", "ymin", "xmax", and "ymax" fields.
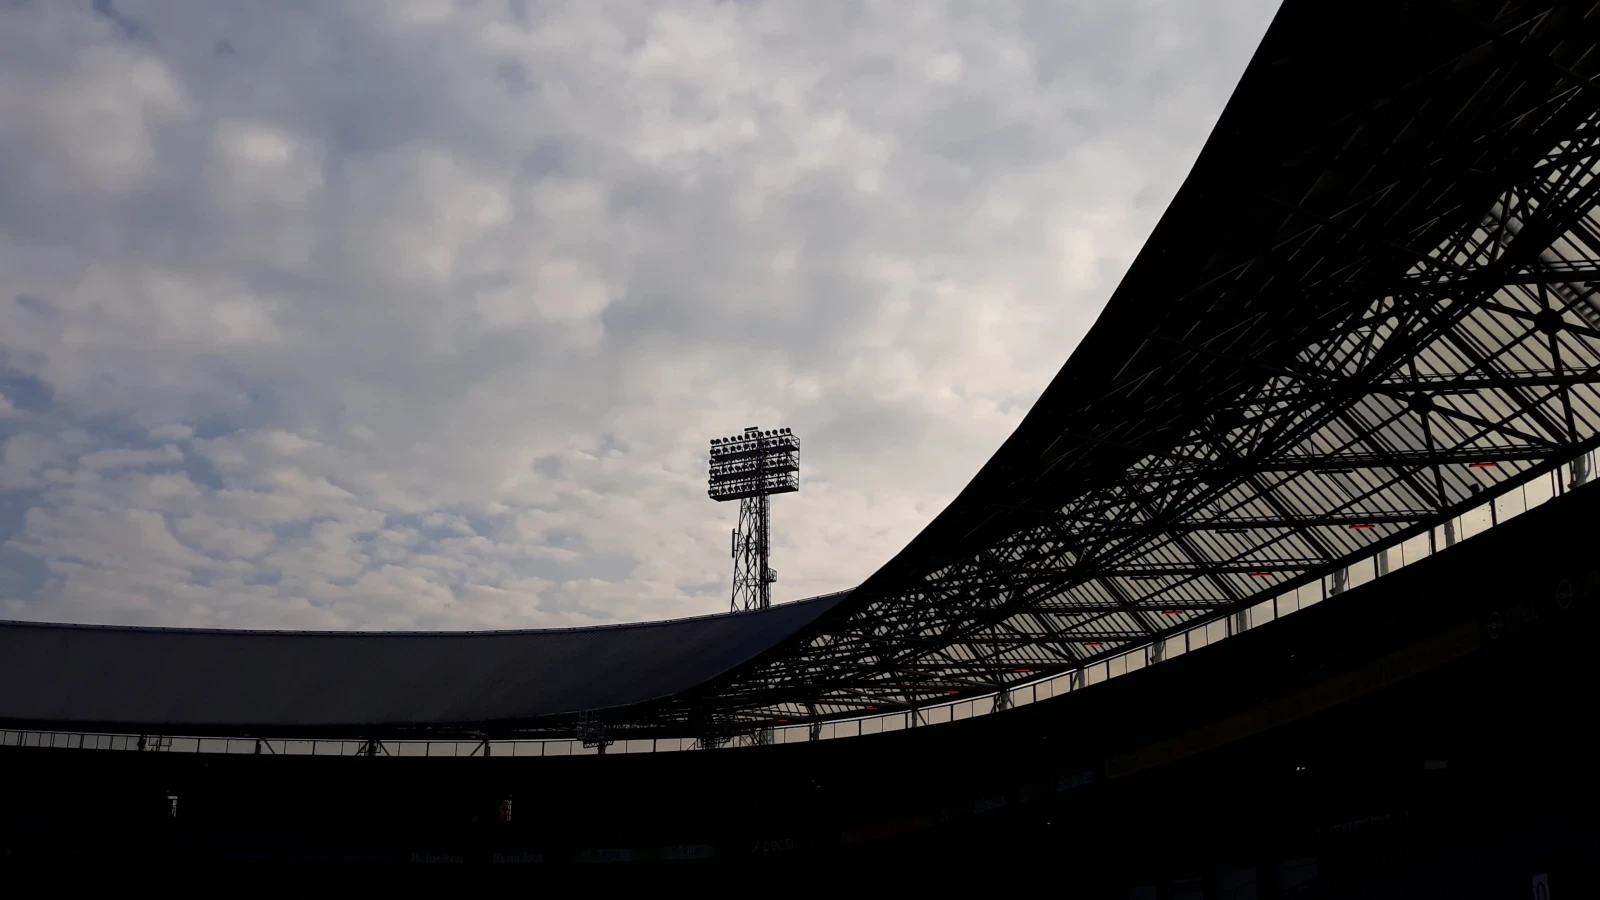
[{"xmin": 708, "ymin": 424, "xmax": 800, "ymax": 612}]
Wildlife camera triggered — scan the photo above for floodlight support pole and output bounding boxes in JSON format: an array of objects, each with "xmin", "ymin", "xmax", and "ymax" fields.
[{"xmin": 731, "ymin": 493, "xmax": 774, "ymax": 611}]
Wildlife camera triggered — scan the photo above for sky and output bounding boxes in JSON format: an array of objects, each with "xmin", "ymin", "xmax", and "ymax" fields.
[{"xmin": 0, "ymin": 0, "xmax": 1280, "ymax": 631}]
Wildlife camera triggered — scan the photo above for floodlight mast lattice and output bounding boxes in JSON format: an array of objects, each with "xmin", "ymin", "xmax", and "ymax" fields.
[{"xmin": 708, "ymin": 426, "xmax": 799, "ymax": 612}]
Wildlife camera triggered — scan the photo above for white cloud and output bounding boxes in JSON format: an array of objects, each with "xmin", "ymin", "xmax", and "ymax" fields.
[
  {"xmin": 0, "ymin": 434, "xmax": 59, "ymax": 490},
  {"xmin": 0, "ymin": 0, "xmax": 1279, "ymax": 629},
  {"xmin": 77, "ymin": 445, "xmax": 184, "ymax": 472},
  {"xmin": 148, "ymin": 423, "xmax": 195, "ymax": 442}
]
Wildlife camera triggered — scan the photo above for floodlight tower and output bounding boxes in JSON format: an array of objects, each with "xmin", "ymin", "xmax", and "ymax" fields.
[{"xmin": 708, "ymin": 426, "xmax": 800, "ymax": 612}]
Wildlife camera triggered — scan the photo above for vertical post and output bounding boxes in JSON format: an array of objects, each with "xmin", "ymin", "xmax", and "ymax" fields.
[
  {"xmin": 576, "ymin": 710, "xmax": 612, "ymax": 753},
  {"xmin": 755, "ymin": 436, "xmax": 768, "ymax": 611},
  {"xmin": 758, "ymin": 491, "xmax": 771, "ymax": 611},
  {"xmin": 1330, "ymin": 566, "xmax": 1349, "ymax": 596}
]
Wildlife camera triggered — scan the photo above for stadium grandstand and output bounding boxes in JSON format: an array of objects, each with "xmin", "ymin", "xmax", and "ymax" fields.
[{"xmin": 8, "ymin": 0, "xmax": 1600, "ymax": 891}]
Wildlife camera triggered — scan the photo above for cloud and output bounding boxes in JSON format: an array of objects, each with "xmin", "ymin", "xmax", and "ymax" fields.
[{"xmin": 0, "ymin": 0, "xmax": 1279, "ymax": 629}]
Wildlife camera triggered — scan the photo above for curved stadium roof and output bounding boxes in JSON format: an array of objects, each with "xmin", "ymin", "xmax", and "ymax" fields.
[
  {"xmin": 0, "ymin": 593, "xmax": 845, "ymax": 734},
  {"xmin": 7, "ymin": 0, "xmax": 1600, "ymax": 742}
]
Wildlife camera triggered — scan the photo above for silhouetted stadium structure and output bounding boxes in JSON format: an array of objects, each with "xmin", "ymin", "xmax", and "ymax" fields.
[{"xmin": 7, "ymin": 0, "xmax": 1600, "ymax": 889}]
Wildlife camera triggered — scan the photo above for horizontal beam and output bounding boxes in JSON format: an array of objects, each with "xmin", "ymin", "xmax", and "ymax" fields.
[
  {"xmin": 1117, "ymin": 445, "xmax": 1554, "ymax": 482},
  {"xmin": 932, "ymin": 632, "xmax": 1159, "ymax": 645},
  {"xmin": 1252, "ymin": 369, "xmax": 1600, "ymax": 399},
  {"xmin": 1397, "ymin": 266, "xmax": 1600, "ymax": 290},
  {"xmin": 1030, "ymin": 599, "xmax": 1228, "ymax": 612}
]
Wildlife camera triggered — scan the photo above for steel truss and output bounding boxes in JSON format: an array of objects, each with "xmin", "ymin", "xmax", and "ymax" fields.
[
  {"xmin": 600, "ymin": 0, "xmax": 1600, "ymax": 740},
  {"xmin": 416, "ymin": 0, "xmax": 1600, "ymax": 744}
]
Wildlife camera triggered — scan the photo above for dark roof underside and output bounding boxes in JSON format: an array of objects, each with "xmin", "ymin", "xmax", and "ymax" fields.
[{"xmin": 0, "ymin": 594, "xmax": 842, "ymax": 734}]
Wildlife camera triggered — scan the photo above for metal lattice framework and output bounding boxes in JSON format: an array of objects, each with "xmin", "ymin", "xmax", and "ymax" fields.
[
  {"xmin": 709, "ymin": 427, "xmax": 801, "ymax": 612},
  {"xmin": 586, "ymin": 0, "xmax": 1600, "ymax": 741}
]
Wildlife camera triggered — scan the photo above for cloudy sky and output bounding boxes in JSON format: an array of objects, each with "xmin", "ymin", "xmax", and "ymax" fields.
[{"xmin": 0, "ymin": 0, "xmax": 1279, "ymax": 631}]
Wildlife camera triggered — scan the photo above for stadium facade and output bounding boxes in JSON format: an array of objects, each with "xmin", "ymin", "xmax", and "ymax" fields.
[{"xmin": 7, "ymin": 0, "xmax": 1600, "ymax": 889}]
